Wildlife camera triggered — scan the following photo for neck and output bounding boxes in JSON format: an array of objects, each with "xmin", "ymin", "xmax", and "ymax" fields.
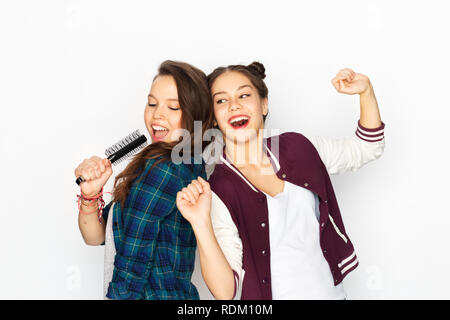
[{"xmin": 224, "ymin": 129, "xmax": 269, "ymax": 168}]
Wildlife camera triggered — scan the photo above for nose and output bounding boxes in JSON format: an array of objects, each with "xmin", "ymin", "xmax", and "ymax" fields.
[
  {"xmin": 228, "ymin": 98, "xmax": 242, "ymax": 112},
  {"xmin": 153, "ymin": 105, "xmax": 165, "ymax": 120}
]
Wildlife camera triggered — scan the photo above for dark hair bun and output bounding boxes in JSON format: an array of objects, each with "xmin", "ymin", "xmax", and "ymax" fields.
[{"xmin": 247, "ymin": 61, "xmax": 266, "ymax": 79}]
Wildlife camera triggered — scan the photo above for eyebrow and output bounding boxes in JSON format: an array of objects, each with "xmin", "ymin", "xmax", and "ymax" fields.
[
  {"xmin": 148, "ymin": 94, "xmax": 178, "ymax": 102},
  {"xmin": 212, "ymin": 84, "xmax": 253, "ymax": 98}
]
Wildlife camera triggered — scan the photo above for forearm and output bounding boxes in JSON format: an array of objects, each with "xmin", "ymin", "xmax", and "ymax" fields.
[
  {"xmin": 359, "ymin": 82, "xmax": 382, "ymax": 128},
  {"xmin": 77, "ymin": 200, "xmax": 105, "ymax": 245},
  {"xmin": 192, "ymin": 220, "xmax": 235, "ymax": 300}
]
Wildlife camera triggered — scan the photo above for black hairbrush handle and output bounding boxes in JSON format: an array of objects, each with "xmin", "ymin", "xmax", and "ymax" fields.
[
  {"xmin": 75, "ymin": 153, "xmax": 114, "ymax": 186},
  {"xmin": 75, "ymin": 133, "xmax": 147, "ymax": 186},
  {"xmin": 75, "ymin": 154, "xmax": 113, "ymax": 185},
  {"xmin": 75, "ymin": 152, "xmax": 118, "ymax": 186},
  {"xmin": 76, "ymin": 176, "xmax": 85, "ymax": 185}
]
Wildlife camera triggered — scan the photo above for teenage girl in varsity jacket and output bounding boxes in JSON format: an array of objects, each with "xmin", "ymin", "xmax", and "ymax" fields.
[{"xmin": 176, "ymin": 62, "xmax": 385, "ymax": 300}]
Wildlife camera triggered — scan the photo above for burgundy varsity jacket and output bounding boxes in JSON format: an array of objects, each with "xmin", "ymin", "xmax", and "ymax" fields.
[{"xmin": 208, "ymin": 125, "xmax": 385, "ymax": 300}]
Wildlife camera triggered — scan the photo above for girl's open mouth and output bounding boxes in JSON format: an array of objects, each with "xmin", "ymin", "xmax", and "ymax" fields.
[
  {"xmin": 151, "ymin": 124, "xmax": 169, "ymax": 141},
  {"xmin": 228, "ymin": 115, "xmax": 250, "ymax": 129}
]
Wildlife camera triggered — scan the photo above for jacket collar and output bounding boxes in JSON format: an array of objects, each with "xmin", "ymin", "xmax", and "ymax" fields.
[{"xmin": 219, "ymin": 140, "xmax": 280, "ymax": 193}]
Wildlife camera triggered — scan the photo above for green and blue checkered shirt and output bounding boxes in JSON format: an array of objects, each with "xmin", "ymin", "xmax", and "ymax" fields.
[{"xmin": 102, "ymin": 157, "xmax": 206, "ymax": 300}]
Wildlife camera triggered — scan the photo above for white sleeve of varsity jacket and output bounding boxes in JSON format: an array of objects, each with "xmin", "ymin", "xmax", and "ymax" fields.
[
  {"xmin": 303, "ymin": 120, "xmax": 385, "ymax": 175},
  {"xmin": 210, "ymin": 191, "xmax": 245, "ymax": 300}
]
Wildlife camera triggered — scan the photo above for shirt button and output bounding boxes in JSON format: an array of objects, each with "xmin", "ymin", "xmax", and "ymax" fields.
[
  {"xmin": 262, "ymin": 250, "xmax": 267, "ymax": 255},
  {"xmin": 261, "ymin": 223, "xmax": 266, "ymax": 228},
  {"xmin": 321, "ymin": 222, "xmax": 325, "ymax": 228},
  {"xmin": 323, "ymin": 249, "xmax": 327, "ymax": 253},
  {"xmin": 281, "ymin": 173, "xmax": 286, "ymax": 179},
  {"xmin": 324, "ymin": 200, "xmax": 328, "ymax": 203},
  {"xmin": 304, "ymin": 182, "xmax": 309, "ymax": 187},
  {"xmin": 262, "ymin": 278, "xmax": 268, "ymax": 284}
]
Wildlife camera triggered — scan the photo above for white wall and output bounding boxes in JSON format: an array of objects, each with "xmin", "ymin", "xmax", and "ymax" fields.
[{"xmin": 1, "ymin": 0, "xmax": 449, "ymax": 299}]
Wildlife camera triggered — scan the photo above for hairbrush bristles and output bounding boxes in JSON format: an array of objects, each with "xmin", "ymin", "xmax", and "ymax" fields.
[
  {"xmin": 105, "ymin": 130, "xmax": 139, "ymax": 157},
  {"xmin": 105, "ymin": 130, "xmax": 148, "ymax": 165}
]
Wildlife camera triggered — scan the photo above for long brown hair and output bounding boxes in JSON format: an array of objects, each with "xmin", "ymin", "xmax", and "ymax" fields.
[
  {"xmin": 112, "ymin": 60, "xmax": 214, "ymax": 209},
  {"xmin": 207, "ymin": 61, "xmax": 269, "ymax": 122}
]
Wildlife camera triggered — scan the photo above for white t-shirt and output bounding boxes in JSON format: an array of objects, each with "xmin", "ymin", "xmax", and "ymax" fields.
[
  {"xmin": 263, "ymin": 181, "xmax": 346, "ymax": 299},
  {"xmin": 103, "ymin": 203, "xmax": 116, "ymax": 300}
]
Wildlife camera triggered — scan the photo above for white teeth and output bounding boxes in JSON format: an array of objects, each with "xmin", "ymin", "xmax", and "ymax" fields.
[
  {"xmin": 152, "ymin": 125, "xmax": 168, "ymax": 131},
  {"xmin": 230, "ymin": 116, "xmax": 249, "ymax": 124}
]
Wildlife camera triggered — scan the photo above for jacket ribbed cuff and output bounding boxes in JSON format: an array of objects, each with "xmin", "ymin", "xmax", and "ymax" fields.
[{"xmin": 355, "ymin": 120, "xmax": 385, "ymax": 142}]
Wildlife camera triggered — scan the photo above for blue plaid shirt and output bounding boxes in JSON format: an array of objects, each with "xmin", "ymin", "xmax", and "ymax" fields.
[{"xmin": 102, "ymin": 157, "xmax": 206, "ymax": 300}]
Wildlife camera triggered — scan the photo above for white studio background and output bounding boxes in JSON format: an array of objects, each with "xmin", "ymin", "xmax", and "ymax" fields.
[{"xmin": 0, "ymin": 0, "xmax": 449, "ymax": 299}]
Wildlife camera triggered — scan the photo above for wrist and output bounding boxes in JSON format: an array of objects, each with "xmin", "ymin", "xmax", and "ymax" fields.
[
  {"xmin": 191, "ymin": 217, "xmax": 213, "ymax": 232},
  {"xmin": 76, "ymin": 187, "xmax": 110, "ymax": 225},
  {"xmin": 81, "ymin": 188, "xmax": 103, "ymax": 199},
  {"xmin": 80, "ymin": 198, "xmax": 99, "ymax": 207},
  {"xmin": 191, "ymin": 219, "xmax": 216, "ymax": 245},
  {"xmin": 360, "ymin": 82, "xmax": 374, "ymax": 98}
]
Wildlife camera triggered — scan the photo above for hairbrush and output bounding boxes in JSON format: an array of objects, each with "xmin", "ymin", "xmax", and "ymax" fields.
[{"xmin": 75, "ymin": 130, "xmax": 148, "ymax": 185}]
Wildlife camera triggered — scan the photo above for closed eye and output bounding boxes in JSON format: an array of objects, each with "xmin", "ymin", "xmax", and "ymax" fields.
[
  {"xmin": 168, "ymin": 107, "xmax": 181, "ymax": 111},
  {"xmin": 148, "ymin": 103, "xmax": 157, "ymax": 107}
]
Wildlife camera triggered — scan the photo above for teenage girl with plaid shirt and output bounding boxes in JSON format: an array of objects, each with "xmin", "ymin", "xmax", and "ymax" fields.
[{"xmin": 74, "ymin": 61, "xmax": 214, "ymax": 300}]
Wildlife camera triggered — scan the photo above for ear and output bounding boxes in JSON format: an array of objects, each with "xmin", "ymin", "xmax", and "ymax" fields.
[
  {"xmin": 213, "ymin": 119, "xmax": 218, "ymax": 127},
  {"xmin": 262, "ymin": 97, "xmax": 268, "ymax": 116}
]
